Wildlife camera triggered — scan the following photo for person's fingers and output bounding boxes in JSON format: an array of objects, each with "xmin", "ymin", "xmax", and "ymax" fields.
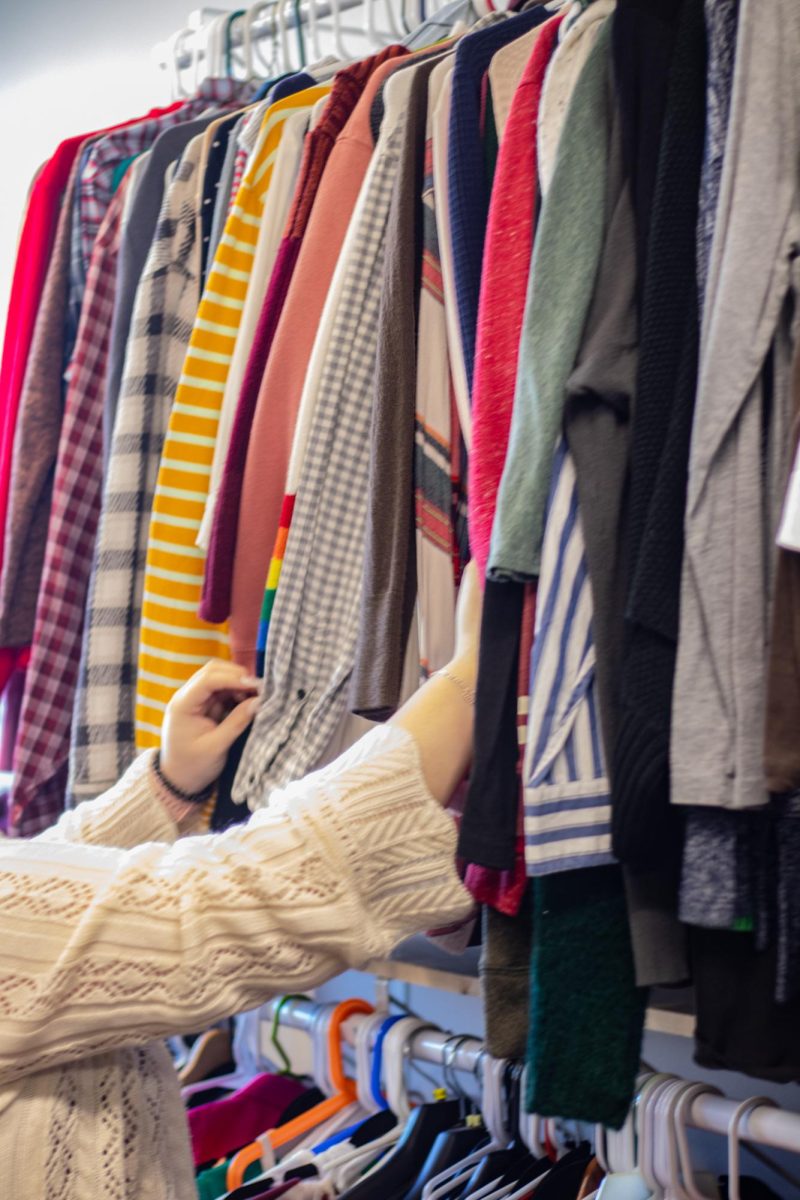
[
  {"xmin": 205, "ymin": 695, "xmax": 261, "ymax": 756},
  {"xmin": 173, "ymin": 662, "xmax": 259, "ymax": 711}
]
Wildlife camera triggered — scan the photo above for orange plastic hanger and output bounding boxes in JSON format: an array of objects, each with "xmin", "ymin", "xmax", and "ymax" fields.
[{"xmin": 226, "ymin": 998, "xmax": 374, "ymax": 1192}]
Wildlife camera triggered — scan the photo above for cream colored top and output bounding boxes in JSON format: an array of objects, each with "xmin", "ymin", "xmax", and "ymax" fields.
[{"xmin": 0, "ymin": 726, "xmax": 470, "ymax": 1199}]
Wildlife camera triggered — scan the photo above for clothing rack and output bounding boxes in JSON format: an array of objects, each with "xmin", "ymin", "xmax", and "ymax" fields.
[
  {"xmin": 154, "ymin": 0, "xmax": 393, "ymax": 75},
  {"xmin": 264, "ymin": 997, "xmax": 800, "ymax": 1158}
]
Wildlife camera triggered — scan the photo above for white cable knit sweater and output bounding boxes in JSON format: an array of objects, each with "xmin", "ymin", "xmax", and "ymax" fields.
[{"xmin": 0, "ymin": 724, "xmax": 471, "ymax": 1199}]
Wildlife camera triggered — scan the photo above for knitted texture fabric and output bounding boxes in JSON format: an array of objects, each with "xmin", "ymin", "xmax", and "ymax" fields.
[
  {"xmin": 480, "ymin": 887, "xmax": 532, "ymax": 1060},
  {"xmin": 525, "ymin": 866, "xmax": 647, "ymax": 1128},
  {"xmin": 468, "ymin": 14, "xmax": 562, "ymax": 580},
  {"xmin": 488, "ymin": 14, "xmax": 615, "ymax": 582},
  {"xmin": 611, "ymin": 0, "xmax": 682, "ymax": 286},
  {"xmin": 611, "ymin": 0, "xmax": 707, "ymax": 868},
  {"xmin": 0, "ymin": 724, "xmax": 471, "ymax": 1197}
]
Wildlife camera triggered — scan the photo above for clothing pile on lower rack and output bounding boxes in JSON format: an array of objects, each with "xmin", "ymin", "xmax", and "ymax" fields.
[
  {"xmin": 1, "ymin": 0, "xmax": 800, "ymax": 1144},
  {"xmin": 163, "ymin": 995, "xmax": 799, "ymax": 1199}
]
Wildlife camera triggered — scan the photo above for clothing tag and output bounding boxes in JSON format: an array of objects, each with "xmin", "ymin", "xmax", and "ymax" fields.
[{"xmin": 777, "ymin": 457, "xmax": 800, "ymax": 552}]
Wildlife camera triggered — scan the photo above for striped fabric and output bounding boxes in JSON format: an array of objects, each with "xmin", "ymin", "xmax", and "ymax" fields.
[
  {"xmin": 255, "ymin": 493, "xmax": 293, "ymax": 676},
  {"xmin": 522, "ymin": 437, "xmax": 615, "ymax": 876},
  {"xmin": 136, "ymin": 85, "xmax": 330, "ymax": 749},
  {"xmin": 414, "ymin": 112, "xmax": 460, "ymax": 682},
  {"xmin": 68, "ymin": 136, "xmax": 208, "ymax": 801}
]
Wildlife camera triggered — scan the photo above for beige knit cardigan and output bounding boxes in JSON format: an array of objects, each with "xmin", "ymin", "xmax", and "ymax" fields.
[{"xmin": 0, "ymin": 724, "xmax": 471, "ymax": 1199}]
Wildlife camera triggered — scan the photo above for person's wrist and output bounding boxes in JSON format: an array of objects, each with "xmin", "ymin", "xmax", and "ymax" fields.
[{"xmin": 154, "ymin": 751, "xmax": 216, "ymax": 805}]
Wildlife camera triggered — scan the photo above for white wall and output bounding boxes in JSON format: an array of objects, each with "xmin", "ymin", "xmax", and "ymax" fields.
[{"xmin": 0, "ymin": 1, "xmax": 225, "ymax": 342}]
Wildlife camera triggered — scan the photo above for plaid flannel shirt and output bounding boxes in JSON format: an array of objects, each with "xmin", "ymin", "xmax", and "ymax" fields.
[
  {"xmin": 11, "ymin": 185, "xmax": 129, "ymax": 834},
  {"xmin": 76, "ymin": 79, "xmax": 252, "ymax": 278},
  {"xmin": 233, "ymin": 61, "xmax": 437, "ymax": 809},
  {"xmin": 68, "ymin": 138, "xmax": 208, "ymax": 801}
]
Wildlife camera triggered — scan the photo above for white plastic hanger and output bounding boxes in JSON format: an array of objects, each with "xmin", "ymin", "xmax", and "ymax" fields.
[
  {"xmin": 169, "ymin": 27, "xmax": 195, "ymax": 100},
  {"xmin": 303, "ymin": 0, "xmax": 323, "ymax": 64},
  {"xmin": 603, "ymin": 1073, "xmax": 642, "ymax": 1173},
  {"xmin": 243, "ymin": 4, "xmax": 259, "ymax": 78},
  {"xmin": 652, "ymin": 1078, "xmax": 701, "ymax": 1199},
  {"xmin": 383, "ymin": 0, "xmax": 406, "ymax": 41},
  {"xmin": 249, "ymin": 1, "xmax": 281, "ymax": 80},
  {"xmin": 477, "ymin": 1068, "xmax": 553, "ymax": 1200},
  {"xmin": 355, "ymin": 1013, "xmax": 389, "ymax": 1116},
  {"xmin": 727, "ymin": 1096, "xmax": 777, "ymax": 1200},
  {"xmin": 672, "ymin": 1082, "xmax": 723, "ymax": 1200},
  {"xmin": 640, "ymin": 1077, "xmax": 682, "ymax": 1197},
  {"xmin": 328, "ymin": 0, "xmax": 351, "ymax": 61},
  {"xmin": 276, "ymin": 0, "xmax": 294, "ymax": 73},
  {"xmin": 364, "ymin": 0, "xmax": 390, "ymax": 50}
]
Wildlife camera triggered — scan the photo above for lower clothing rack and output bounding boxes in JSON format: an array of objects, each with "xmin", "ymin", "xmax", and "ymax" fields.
[{"xmin": 262, "ymin": 996, "xmax": 800, "ymax": 1157}]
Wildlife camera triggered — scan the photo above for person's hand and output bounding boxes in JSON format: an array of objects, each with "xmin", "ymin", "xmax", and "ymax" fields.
[
  {"xmin": 160, "ymin": 661, "xmax": 261, "ymax": 796},
  {"xmin": 450, "ymin": 560, "xmax": 482, "ymax": 687}
]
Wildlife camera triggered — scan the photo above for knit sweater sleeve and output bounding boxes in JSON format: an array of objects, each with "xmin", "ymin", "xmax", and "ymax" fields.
[
  {"xmin": 36, "ymin": 750, "xmax": 197, "ymax": 849},
  {"xmin": 0, "ymin": 724, "xmax": 471, "ymax": 1086}
]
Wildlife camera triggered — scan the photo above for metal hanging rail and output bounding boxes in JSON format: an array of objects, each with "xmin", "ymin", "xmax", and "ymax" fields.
[
  {"xmin": 264, "ymin": 996, "xmax": 800, "ymax": 1157},
  {"xmin": 154, "ymin": 1, "xmax": 381, "ymax": 74}
]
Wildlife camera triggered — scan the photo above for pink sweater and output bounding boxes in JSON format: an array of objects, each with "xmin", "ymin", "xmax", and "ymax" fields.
[{"xmin": 467, "ymin": 14, "xmax": 563, "ymax": 580}]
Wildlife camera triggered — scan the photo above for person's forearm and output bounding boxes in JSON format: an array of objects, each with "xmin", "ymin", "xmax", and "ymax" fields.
[
  {"xmin": 390, "ymin": 652, "xmax": 476, "ymax": 804},
  {"xmin": 36, "ymin": 752, "xmax": 181, "ymax": 849},
  {"xmin": 0, "ymin": 727, "xmax": 469, "ymax": 1086},
  {"xmin": 36, "ymin": 752, "xmax": 206, "ymax": 850}
]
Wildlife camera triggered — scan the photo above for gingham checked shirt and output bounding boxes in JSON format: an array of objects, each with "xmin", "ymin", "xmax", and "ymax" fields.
[
  {"xmin": 11, "ymin": 183, "xmax": 129, "ymax": 835},
  {"xmin": 233, "ymin": 56, "xmax": 443, "ymax": 809},
  {"xmin": 68, "ymin": 137, "xmax": 208, "ymax": 802}
]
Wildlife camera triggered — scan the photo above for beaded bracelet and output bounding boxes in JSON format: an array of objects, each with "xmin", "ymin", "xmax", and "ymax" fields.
[{"xmin": 154, "ymin": 751, "xmax": 216, "ymax": 806}]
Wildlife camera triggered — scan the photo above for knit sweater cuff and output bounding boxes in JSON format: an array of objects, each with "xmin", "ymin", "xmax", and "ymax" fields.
[
  {"xmin": 38, "ymin": 751, "xmax": 181, "ymax": 850},
  {"xmin": 277, "ymin": 725, "xmax": 474, "ymax": 962}
]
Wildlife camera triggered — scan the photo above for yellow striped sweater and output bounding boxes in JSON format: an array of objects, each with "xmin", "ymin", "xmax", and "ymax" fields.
[{"xmin": 136, "ymin": 85, "xmax": 331, "ymax": 748}]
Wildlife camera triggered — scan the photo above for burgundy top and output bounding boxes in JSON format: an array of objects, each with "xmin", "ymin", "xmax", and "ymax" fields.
[{"xmin": 188, "ymin": 1071, "xmax": 307, "ymax": 1166}]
